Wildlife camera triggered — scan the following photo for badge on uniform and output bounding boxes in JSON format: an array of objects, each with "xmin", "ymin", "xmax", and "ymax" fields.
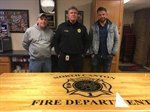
[
  {"xmin": 64, "ymin": 30, "xmax": 69, "ymax": 32},
  {"xmin": 77, "ymin": 28, "xmax": 81, "ymax": 33},
  {"xmin": 65, "ymin": 55, "xmax": 69, "ymax": 61}
]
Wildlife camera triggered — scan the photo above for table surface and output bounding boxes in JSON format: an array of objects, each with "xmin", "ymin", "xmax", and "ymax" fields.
[{"xmin": 0, "ymin": 73, "xmax": 150, "ymax": 112}]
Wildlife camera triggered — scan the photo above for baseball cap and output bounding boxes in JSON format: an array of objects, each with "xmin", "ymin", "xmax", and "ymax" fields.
[{"xmin": 37, "ymin": 13, "xmax": 47, "ymax": 18}]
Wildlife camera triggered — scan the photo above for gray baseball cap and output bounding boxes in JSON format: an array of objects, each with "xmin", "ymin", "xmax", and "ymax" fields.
[{"xmin": 37, "ymin": 13, "xmax": 47, "ymax": 18}]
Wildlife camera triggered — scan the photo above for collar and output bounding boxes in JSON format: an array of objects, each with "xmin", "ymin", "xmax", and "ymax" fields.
[
  {"xmin": 98, "ymin": 20, "xmax": 108, "ymax": 28},
  {"xmin": 66, "ymin": 20, "xmax": 80, "ymax": 26}
]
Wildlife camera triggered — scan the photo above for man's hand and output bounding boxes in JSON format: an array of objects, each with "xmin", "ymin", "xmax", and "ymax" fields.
[{"xmin": 91, "ymin": 54, "xmax": 95, "ymax": 58}]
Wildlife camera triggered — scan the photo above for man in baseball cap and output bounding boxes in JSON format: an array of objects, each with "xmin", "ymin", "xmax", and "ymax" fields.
[
  {"xmin": 22, "ymin": 12, "xmax": 54, "ymax": 72},
  {"xmin": 37, "ymin": 13, "xmax": 48, "ymax": 19},
  {"xmin": 36, "ymin": 13, "xmax": 48, "ymax": 29}
]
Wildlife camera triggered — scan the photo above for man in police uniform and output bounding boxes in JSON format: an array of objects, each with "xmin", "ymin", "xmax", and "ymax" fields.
[{"xmin": 54, "ymin": 6, "xmax": 89, "ymax": 72}]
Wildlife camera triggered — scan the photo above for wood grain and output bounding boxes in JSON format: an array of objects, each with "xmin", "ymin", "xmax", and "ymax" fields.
[{"xmin": 0, "ymin": 73, "xmax": 150, "ymax": 112}]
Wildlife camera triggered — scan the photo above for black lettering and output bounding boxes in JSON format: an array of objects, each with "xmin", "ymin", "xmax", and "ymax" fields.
[
  {"xmin": 93, "ymin": 75, "xmax": 98, "ymax": 77},
  {"xmin": 110, "ymin": 77, "xmax": 115, "ymax": 79},
  {"xmin": 98, "ymin": 100, "xmax": 108, "ymax": 105},
  {"xmin": 145, "ymin": 100, "xmax": 150, "ymax": 105},
  {"xmin": 134, "ymin": 100, "xmax": 144, "ymax": 105},
  {"xmin": 54, "ymin": 100, "xmax": 61, "ymax": 105},
  {"xmin": 89, "ymin": 74, "xmax": 93, "ymax": 77},
  {"xmin": 75, "ymin": 100, "xmax": 82, "ymax": 105},
  {"xmin": 107, "ymin": 100, "xmax": 115, "ymax": 105},
  {"xmin": 45, "ymin": 100, "xmax": 53, "ymax": 105},
  {"xmin": 126, "ymin": 100, "xmax": 150, "ymax": 105},
  {"xmin": 66, "ymin": 100, "xmax": 74, "ymax": 105},
  {"xmin": 90, "ymin": 100, "xmax": 98, "ymax": 105},
  {"xmin": 126, "ymin": 100, "xmax": 136, "ymax": 105},
  {"xmin": 53, "ymin": 76, "xmax": 59, "ymax": 79},
  {"xmin": 32, "ymin": 100, "xmax": 62, "ymax": 105},
  {"xmin": 40, "ymin": 100, "xmax": 44, "ymax": 105},
  {"xmin": 31, "ymin": 100, "xmax": 41, "ymax": 105},
  {"xmin": 83, "ymin": 100, "xmax": 90, "ymax": 105},
  {"xmin": 59, "ymin": 76, "xmax": 62, "ymax": 78}
]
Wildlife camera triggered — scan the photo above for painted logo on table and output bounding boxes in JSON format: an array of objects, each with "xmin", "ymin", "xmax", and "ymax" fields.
[
  {"xmin": 31, "ymin": 74, "xmax": 150, "ymax": 106},
  {"xmin": 63, "ymin": 77, "xmax": 113, "ymax": 97}
]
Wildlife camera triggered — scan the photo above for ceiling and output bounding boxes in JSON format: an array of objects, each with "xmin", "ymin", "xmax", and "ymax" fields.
[{"xmin": 124, "ymin": 0, "xmax": 150, "ymax": 12}]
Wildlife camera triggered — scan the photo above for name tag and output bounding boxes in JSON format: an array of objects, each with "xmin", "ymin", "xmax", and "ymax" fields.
[{"xmin": 65, "ymin": 55, "xmax": 69, "ymax": 61}]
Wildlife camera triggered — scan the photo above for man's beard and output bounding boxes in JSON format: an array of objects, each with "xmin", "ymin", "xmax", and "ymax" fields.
[{"xmin": 99, "ymin": 18, "xmax": 106, "ymax": 23}]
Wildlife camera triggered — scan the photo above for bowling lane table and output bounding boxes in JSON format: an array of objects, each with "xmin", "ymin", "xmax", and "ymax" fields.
[{"xmin": 0, "ymin": 73, "xmax": 150, "ymax": 112}]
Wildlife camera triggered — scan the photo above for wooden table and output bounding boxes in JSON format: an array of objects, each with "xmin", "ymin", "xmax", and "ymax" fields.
[{"xmin": 0, "ymin": 73, "xmax": 150, "ymax": 112}]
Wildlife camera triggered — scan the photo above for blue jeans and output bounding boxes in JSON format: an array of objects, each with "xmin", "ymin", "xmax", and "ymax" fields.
[
  {"xmin": 92, "ymin": 55, "xmax": 112, "ymax": 73},
  {"xmin": 29, "ymin": 58, "xmax": 52, "ymax": 72}
]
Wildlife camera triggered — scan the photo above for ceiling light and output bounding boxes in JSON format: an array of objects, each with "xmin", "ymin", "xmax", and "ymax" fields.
[{"xmin": 124, "ymin": 0, "xmax": 131, "ymax": 4}]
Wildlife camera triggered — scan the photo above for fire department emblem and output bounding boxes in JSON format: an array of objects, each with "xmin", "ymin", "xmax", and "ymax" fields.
[{"xmin": 63, "ymin": 77, "xmax": 113, "ymax": 97}]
